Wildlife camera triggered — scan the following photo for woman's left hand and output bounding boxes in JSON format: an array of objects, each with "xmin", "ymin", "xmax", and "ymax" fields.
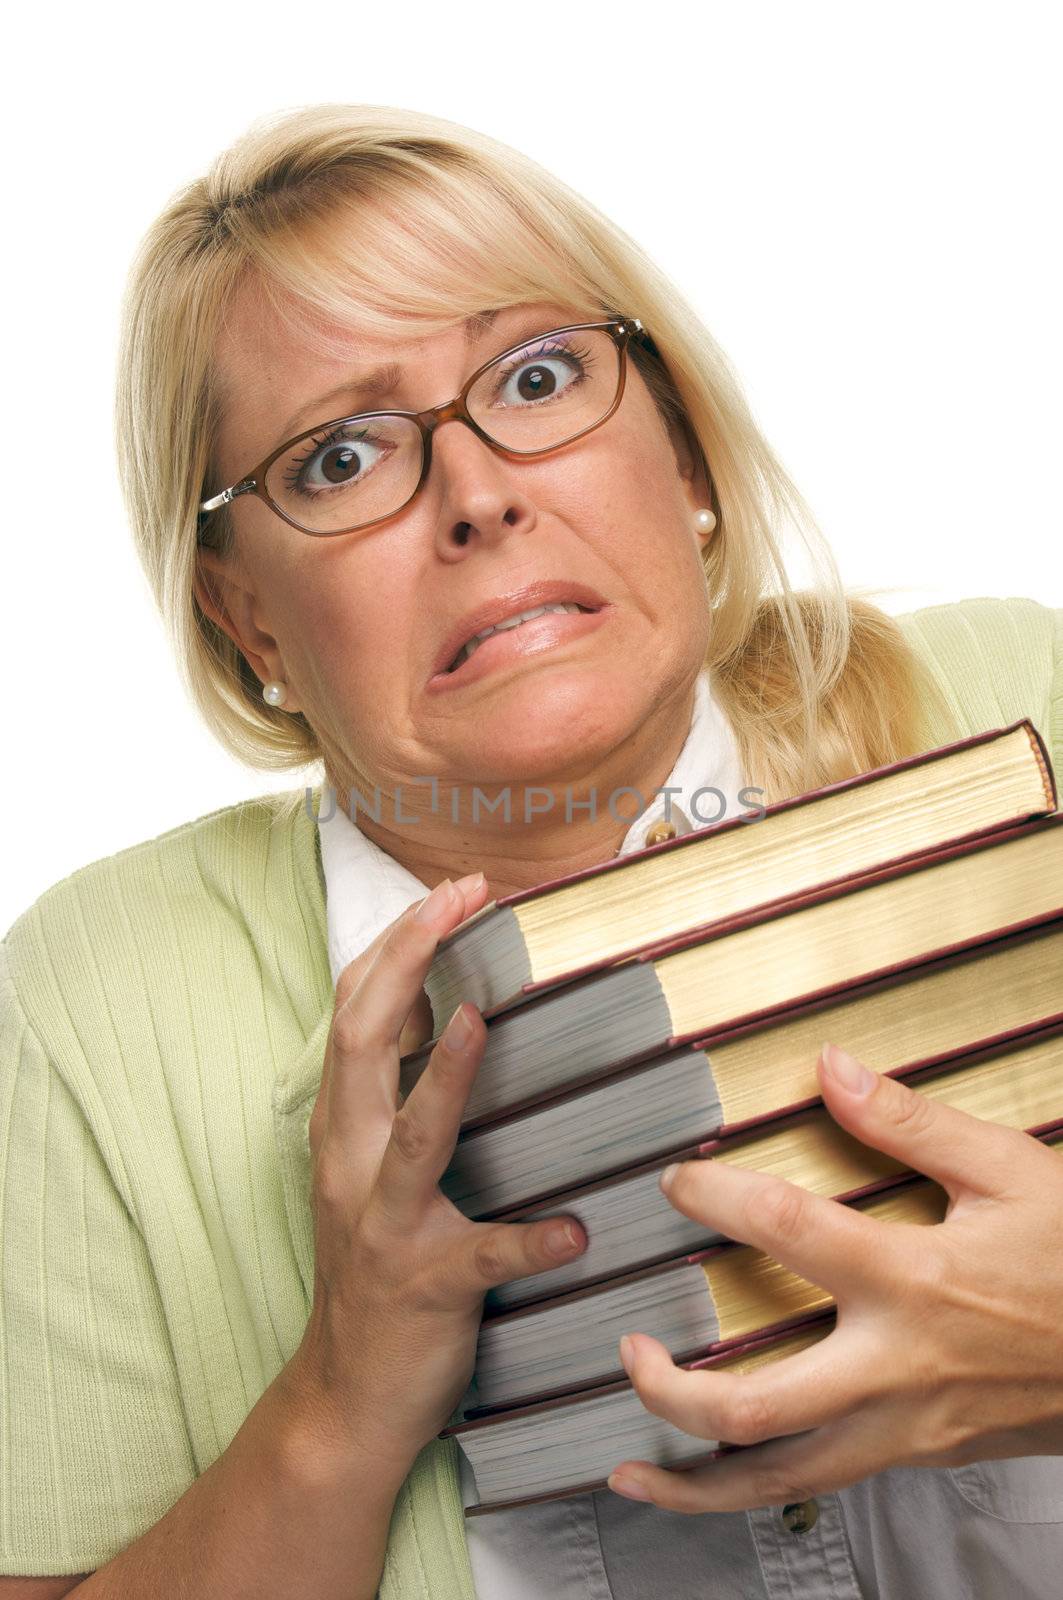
[{"xmin": 607, "ymin": 1040, "xmax": 1063, "ymax": 1512}]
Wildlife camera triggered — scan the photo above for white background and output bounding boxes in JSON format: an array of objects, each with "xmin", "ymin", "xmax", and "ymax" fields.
[{"xmin": 3, "ymin": 1, "xmax": 1060, "ymax": 932}]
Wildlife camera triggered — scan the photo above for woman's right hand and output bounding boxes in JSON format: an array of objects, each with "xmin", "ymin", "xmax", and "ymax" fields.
[{"xmin": 283, "ymin": 871, "xmax": 587, "ymax": 1487}]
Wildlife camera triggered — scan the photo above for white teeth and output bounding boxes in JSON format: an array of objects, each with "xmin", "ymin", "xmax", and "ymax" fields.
[{"xmin": 449, "ymin": 602, "xmax": 586, "ymax": 671}]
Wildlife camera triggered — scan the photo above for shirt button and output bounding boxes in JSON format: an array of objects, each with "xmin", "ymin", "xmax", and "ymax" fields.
[
  {"xmin": 781, "ymin": 1499, "xmax": 819, "ymax": 1534},
  {"xmin": 642, "ymin": 804, "xmax": 693, "ymax": 848}
]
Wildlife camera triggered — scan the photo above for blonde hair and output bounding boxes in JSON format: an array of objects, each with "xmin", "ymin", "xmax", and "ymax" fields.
[{"xmin": 114, "ymin": 103, "xmax": 951, "ymax": 816}]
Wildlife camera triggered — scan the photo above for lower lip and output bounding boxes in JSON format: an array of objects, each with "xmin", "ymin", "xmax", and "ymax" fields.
[{"xmin": 427, "ymin": 606, "xmax": 611, "ymax": 693}]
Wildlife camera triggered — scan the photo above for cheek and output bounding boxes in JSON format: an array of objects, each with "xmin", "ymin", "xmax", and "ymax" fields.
[
  {"xmin": 271, "ymin": 549, "xmax": 416, "ymax": 687},
  {"xmin": 586, "ymin": 444, "xmax": 702, "ymax": 577},
  {"xmin": 589, "ymin": 413, "xmax": 690, "ymax": 526}
]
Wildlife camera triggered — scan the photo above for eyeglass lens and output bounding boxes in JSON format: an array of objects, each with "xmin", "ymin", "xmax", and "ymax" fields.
[{"xmin": 263, "ymin": 327, "xmax": 622, "ymax": 534}]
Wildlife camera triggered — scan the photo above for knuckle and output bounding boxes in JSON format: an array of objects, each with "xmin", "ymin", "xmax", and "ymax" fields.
[
  {"xmin": 311, "ymin": 1150, "xmax": 352, "ymax": 1214},
  {"xmin": 357, "ymin": 1202, "xmax": 399, "ymax": 1264},
  {"xmin": 383, "ymin": 907, "xmax": 426, "ymax": 961},
  {"xmin": 885, "ymin": 1082, "xmax": 937, "ymax": 1137},
  {"xmin": 428, "ymin": 1036, "xmax": 471, "ymax": 1090},
  {"xmin": 912, "ymin": 1396, "xmax": 974, "ymax": 1464},
  {"xmin": 749, "ymin": 1465, "xmax": 815, "ymax": 1506},
  {"xmin": 388, "ymin": 1105, "xmax": 433, "ymax": 1165},
  {"xmin": 330, "ymin": 1001, "xmax": 375, "ymax": 1059},
  {"xmin": 905, "ymin": 1237, "xmax": 953, "ymax": 1301},
  {"xmin": 471, "ymin": 1226, "xmax": 510, "ymax": 1285},
  {"xmin": 631, "ymin": 1366, "xmax": 668, "ymax": 1413},
  {"xmin": 721, "ymin": 1387, "xmax": 778, "ymax": 1447},
  {"xmin": 746, "ymin": 1179, "xmax": 806, "ymax": 1244}
]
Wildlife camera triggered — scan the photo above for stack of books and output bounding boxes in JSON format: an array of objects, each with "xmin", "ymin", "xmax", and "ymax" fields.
[{"xmin": 398, "ymin": 721, "xmax": 1063, "ymax": 1515}]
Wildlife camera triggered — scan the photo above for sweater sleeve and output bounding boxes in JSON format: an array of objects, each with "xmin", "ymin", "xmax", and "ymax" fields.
[{"xmin": 0, "ymin": 939, "xmax": 196, "ymax": 1577}]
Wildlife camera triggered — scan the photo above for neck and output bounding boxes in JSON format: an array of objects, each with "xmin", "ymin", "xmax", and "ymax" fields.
[{"xmin": 325, "ymin": 679, "xmax": 699, "ymax": 902}]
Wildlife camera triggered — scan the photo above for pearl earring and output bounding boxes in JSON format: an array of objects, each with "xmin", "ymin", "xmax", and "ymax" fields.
[
  {"xmin": 262, "ymin": 680, "xmax": 288, "ymax": 707},
  {"xmin": 693, "ymin": 507, "xmax": 716, "ymax": 535}
]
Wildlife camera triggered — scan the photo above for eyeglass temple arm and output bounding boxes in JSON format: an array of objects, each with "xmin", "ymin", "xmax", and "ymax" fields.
[{"xmin": 200, "ymin": 478, "xmax": 257, "ymax": 514}]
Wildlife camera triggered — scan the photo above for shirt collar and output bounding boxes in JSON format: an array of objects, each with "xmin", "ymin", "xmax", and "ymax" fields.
[{"xmin": 318, "ymin": 667, "xmax": 746, "ymax": 985}]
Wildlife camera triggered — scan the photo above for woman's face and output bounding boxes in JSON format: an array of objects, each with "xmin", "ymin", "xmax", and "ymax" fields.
[{"xmin": 197, "ymin": 281, "xmax": 716, "ymax": 798}]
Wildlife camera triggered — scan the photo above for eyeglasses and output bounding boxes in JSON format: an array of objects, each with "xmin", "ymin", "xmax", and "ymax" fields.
[{"xmin": 197, "ymin": 317, "xmax": 645, "ymax": 539}]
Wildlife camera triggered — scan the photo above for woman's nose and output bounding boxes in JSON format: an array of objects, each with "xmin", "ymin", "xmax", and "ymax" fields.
[{"xmin": 428, "ymin": 417, "xmax": 538, "ymax": 552}]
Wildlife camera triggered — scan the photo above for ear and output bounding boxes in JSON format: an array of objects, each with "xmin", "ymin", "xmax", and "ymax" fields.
[
  {"xmin": 193, "ymin": 547, "xmax": 306, "ymax": 714},
  {"xmin": 667, "ymin": 413, "xmax": 717, "ymax": 549}
]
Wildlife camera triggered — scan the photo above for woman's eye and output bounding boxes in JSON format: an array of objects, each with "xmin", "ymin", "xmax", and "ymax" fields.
[
  {"xmin": 494, "ymin": 342, "xmax": 589, "ymax": 408},
  {"xmin": 287, "ymin": 428, "xmax": 386, "ymax": 496}
]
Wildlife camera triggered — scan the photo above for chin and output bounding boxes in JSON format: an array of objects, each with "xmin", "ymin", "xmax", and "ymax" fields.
[{"xmin": 450, "ymin": 665, "xmax": 643, "ymax": 779}]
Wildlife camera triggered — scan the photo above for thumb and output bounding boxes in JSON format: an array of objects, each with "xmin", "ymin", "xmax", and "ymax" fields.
[{"xmin": 816, "ymin": 1040, "xmax": 1032, "ymax": 1199}]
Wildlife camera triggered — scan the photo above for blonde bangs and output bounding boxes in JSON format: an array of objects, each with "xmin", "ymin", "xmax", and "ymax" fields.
[{"xmin": 219, "ymin": 164, "xmax": 612, "ymax": 357}]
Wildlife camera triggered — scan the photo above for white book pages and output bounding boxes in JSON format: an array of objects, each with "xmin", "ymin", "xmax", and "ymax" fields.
[
  {"xmin": 458, "ymin": 1379, "xmax": 721, "ymax": 1502},
  {"xmin": 414, "ymin": 960, "xmax": 669, "ymax": 1125},
  {"xmin": 443, "ymin": 1048, "xmax": 720, "ymax": 1216},
  {"xmin": 474, "ymin": 1260, "xmax": 717, "ymax": 1410},
  {"xmin": 486, "ymin": 1163, "xmax": 724, "ymax": 1311}
]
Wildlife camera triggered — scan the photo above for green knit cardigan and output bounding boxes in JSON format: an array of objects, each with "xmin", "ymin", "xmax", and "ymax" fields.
[{"xmin": 1, "ymin": 597, "xmax": 1061, "ymax": 1591}]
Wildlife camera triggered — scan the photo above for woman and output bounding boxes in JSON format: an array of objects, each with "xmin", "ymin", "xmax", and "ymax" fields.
[{"xmin": 1, "ymin": 102, "xmax": 1061, "ymax": 1600}]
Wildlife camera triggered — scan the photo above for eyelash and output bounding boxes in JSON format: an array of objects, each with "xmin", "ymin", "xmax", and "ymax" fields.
[{"xmin": 492, "ymin": 336, "xmax": 595, "ymax": 393}]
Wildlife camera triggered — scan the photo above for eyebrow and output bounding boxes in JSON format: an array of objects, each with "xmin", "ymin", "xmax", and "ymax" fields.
[{"xmin": 276, "ymin": 306, "xmax": 506, "ymax": 442}]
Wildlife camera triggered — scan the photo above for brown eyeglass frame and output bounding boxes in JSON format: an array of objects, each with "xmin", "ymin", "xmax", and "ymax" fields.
[{"xmin": 197, "ymin": 316, "xmax": 646, "ymax": 540}]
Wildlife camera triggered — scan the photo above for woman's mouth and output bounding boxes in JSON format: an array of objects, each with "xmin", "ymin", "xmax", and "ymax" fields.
[{"xmin": 427, "ymin": 602, "xmax": 611, "ymax": 691}]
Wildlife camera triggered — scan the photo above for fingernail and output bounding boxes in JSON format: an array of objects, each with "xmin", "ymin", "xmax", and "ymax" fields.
[
  {"xmin": 822, "ymin": 1041, "xmax": 874, "ymax": 1095},
  {"xmin": 608, "ymin": 1473, "xmax": 651, "ymax": 1501},
  {"xmin": 619, "ymin": 1334, "xmax": 636, "ymax": 1376},
  {"xmin": 454, "ymin": 870, "xmax": 486, "ymax": 895},
  {"xmin": 545, "ymin": 1220, "xmax": 582, "ymax": 1258},
  {"xmin": 443, "ymin": 1003, "xmax": 473, "ymax": 1052},
  {"xmin": 414, "ymin": 879, "xmax": 456, "ymax": 924},
  {"xmin": 659, "ymin": 1163, "xmax": 680, "ymax": 1192}
]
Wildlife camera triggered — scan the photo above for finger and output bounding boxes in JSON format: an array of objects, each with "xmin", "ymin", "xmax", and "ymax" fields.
[
  {"xmin": 660, "ymin": 1154, "xmax": 902, "ymax": 1301},
  {"xmin": 617, "ymin": 1321, "xmax": 880, "ymax": 1448},
  {"xmin": 376, "ymin": 1001, "xmax": 489, "ymax": 1218},
  {"xmin": 326, "ymin": 872, "xmax": 487, "ymax": 1136},
  {"xmin": 343, "ymin": 871, "xmax": 488, "ymax": 1043},
  {"xmin": 456, "ymin": 1213, "xmax": 588, "ymax": 1300},
  {"xmin": 397, "ymin": 986, "xmax": 435, "ymax": 1059},
  {"xmin": 609, "ymin": 1406, "xmax": 899, "ymax": 1514},
  {"xmin": 817, "ymin": 1041, "xmax": 1043, "ymax": 1199}
]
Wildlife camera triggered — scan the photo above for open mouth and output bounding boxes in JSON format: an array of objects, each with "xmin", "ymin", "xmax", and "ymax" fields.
[{"xmin": 444, "ymin": 602, "xmax": 597, "ymax": 674}]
